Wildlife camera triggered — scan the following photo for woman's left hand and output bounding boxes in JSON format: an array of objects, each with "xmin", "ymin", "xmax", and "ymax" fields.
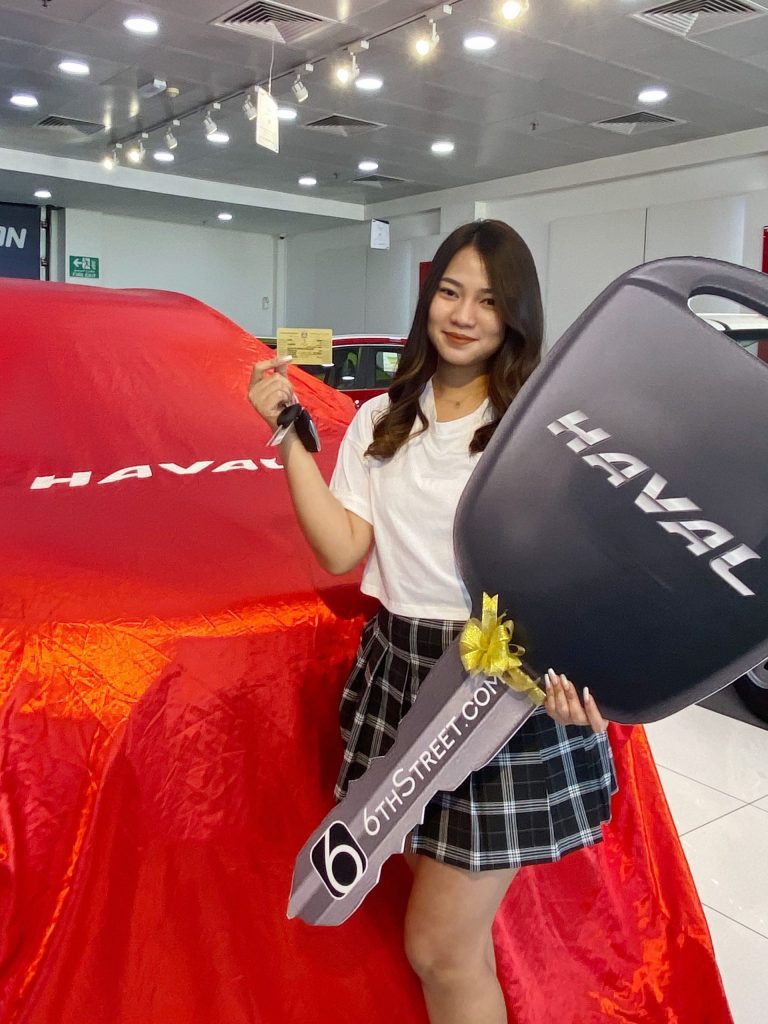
[{"xmin": 543, "ymin": 669, "xmax": 608, "ymax": 733}]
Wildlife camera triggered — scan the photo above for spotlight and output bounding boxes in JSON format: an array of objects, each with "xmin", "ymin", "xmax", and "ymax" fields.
[
  {"xmin": 126, "ymin": 138, "xmax": 146, "ymax": 164},
  {"xmin": 217, "ymin": 212, "xmax": 233, "ymax": 222},
  {"xmin": 243, "ymin": 93, "xmax": 258, "ymax": 121},
  {"xmin": 501, "ymin": 0, "xmax": 529, "ymax": 21},
  {"xmin": 414, "ymin": 6, "xmax": 451, "ymax": 59},
  {"xmin": 335, "ymin": 41, "xmax": 368, "ymax": 85},
  {"xmin": 203, "ymin": 111, "xmax": 218, "ymax": 136},
  {"xmin": 292, "ymin": 75, "xmax": 309, "ymax": 103},
  {"xmin": 101, "ymin": 144, "xmax": 121, "ymax": 170},
  {"xmin": 415, "ymin": 21, "xmax": 439, "ymax": 58},
  {"xmin": 164, "ymin": 122, "xmax": 178, "ymax": 150},
  {"xmin": 335, "ymin": 54, "xmax": 359, "ymax": 85},
  {"xmin": 34, "ymin": 189, "xmax": 52, "ymax": 199}
]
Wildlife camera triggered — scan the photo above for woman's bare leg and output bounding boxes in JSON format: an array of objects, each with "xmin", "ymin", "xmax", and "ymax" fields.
[{"xmin": 404, "ymin": 852, "xmax": 518, "ymax": 1024}]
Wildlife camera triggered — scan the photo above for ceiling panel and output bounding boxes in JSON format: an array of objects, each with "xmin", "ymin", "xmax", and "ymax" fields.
[{"xmin": 1, "ymin": 0, "xmax": 768, "ymax": 232}]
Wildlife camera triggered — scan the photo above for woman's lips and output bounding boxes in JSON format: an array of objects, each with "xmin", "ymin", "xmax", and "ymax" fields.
[{"xmin": 444, "ymin": 332, "xmax": 476, "ymax": 343}]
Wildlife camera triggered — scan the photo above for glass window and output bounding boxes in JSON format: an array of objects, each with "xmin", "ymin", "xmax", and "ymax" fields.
[
  {"xmin": 375, "ymin": 348, "xmax": 402, "ymax": 384},
  {"xmin": 332, "ymin": 346, "xmax": 361, "ymax": 390}
]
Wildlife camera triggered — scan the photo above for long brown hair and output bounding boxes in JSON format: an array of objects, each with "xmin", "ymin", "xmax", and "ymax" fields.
[{"xmin": 366, "ymin": 219, "xmax": 543, "ymax": 459}]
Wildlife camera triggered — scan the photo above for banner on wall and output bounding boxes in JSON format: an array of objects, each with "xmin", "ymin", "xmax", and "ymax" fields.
[{"xmin": 0, "ymin": 203, "xmax": 41, "ymax": 280}]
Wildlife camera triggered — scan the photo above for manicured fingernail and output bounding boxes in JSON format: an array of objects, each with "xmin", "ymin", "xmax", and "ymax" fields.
[
  {"xmin": 545, "ymin": 677, "xmax": 552, "ymax": 691},
  {"xmin": 583, "ymin": 686, "xmax": 591, "ymax": 702},
  {"xmin": 561, "ymin": 677, "xmax": 569, "ymax": 690}
]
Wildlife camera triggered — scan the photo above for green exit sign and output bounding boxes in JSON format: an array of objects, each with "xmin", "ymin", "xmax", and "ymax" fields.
[{"xmin": 69, "ymin": 255, "xmax": 100, "ymax": 279}]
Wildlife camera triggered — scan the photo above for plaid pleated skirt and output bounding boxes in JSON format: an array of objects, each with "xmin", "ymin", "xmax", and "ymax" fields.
[{"xmin": 335, "ymin": 608, "xmax": 618, "ymax": 872}]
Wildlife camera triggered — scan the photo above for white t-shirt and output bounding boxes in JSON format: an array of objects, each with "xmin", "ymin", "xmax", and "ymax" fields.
[{"xmin": 329, "ymin": 379, "xmax": 492, "ymax": 620}]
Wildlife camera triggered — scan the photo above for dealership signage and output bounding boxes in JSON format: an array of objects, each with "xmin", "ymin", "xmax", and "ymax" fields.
[{"xmin": 0, "ymin": 203, "xmax": 41, "ymax": 280}]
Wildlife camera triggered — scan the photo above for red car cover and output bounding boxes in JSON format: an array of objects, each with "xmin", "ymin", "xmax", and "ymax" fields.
[{"xmin": 0, "ymin": 278, "xmax": 731, "ymax": 1023}]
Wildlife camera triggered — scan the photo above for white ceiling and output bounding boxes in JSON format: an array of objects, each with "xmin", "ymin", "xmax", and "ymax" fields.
[{"xmin": 3, "ymin": 0, "xmax": 768, "ymax": 233}]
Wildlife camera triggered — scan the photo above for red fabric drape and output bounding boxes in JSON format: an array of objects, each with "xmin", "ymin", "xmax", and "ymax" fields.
[{"xmin": 0, "ymin": 279, "xmax": 731, "ymax": 1023}]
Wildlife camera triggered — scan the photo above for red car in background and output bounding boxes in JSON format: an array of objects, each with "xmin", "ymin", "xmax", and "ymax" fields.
[{"xmin": 295, "ymin": 334, "xmax": 407, "ymax": 407}]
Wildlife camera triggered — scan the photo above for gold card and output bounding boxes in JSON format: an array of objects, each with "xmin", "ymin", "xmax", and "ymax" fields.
[{"xmin": 277, "ymin": 328, "xmax": 333, "ymax": 365}]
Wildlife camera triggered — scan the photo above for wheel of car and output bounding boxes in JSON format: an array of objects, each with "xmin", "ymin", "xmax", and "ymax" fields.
[{"xmin": 733, "ymin": 662, "xmax": 768, "ymax": 723}]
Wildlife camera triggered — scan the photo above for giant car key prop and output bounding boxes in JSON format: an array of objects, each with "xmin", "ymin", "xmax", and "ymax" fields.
[{"xmin": 289, "ymin": 257, "xmax": 768, "ymax": 925}]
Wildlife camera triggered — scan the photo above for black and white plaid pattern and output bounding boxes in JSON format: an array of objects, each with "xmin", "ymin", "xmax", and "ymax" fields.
[{"xmin": 335, "ymin": 608, "xmax": 618, "ymax": 872}]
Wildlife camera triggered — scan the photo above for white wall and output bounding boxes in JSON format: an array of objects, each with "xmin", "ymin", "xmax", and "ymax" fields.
[
  {"xmin": 487, "ymin": 179, "xmax": 756, "ymax": 345},
  {"xmin": 62, "ymin": 208, "xmax": 276, "ymax": 337},
  {"xmin": 545, "ymin": 207, "xmax": 648, "ymax": 344},
  {"xmin": 284, "ymin": 211, "xmax": 442, "ymax": 336}
]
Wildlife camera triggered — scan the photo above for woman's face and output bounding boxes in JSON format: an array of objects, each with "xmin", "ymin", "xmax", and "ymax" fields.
[{"xmin": 427, "ymin": 246, "xmax": 504, "ymax": 373}]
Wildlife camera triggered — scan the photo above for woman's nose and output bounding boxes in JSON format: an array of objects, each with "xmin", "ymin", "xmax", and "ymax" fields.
[{"xmin": 451, "ymin": 298, "xmax": 476, "ymax": 326}]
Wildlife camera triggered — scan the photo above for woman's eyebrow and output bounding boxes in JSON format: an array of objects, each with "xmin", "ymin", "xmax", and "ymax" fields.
[{"xmin": 440, "ymin": 276, "xmax": 493, "ymax": 294}]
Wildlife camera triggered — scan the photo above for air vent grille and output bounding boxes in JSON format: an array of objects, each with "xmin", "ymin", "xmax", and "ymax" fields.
[
  {"xmin": 304, "ymin": 114, "xmax": 385, "ymax": 136},
  {"xmin": 36, "ymin": 115, "xmax": 105, "ymax": 135},
  {"xmin": 591, "ymin": 111, "xmax": 684, "ymax": 135},
  {"xmin": 213, "ymin": 1, "xmax": 330, "ymax": 44},
  {"xmin": 633, "ymin": 0, "xmax": 766, "ymax": 37},
  {"xmin": 352, "ymin": 174, "xmax": 409, "ymax": 187}
]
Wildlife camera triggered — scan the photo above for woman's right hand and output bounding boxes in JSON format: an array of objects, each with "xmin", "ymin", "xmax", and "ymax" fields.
[{"xmin": 247, "ymin": 356, "xmax": 294, "ymax": 431}]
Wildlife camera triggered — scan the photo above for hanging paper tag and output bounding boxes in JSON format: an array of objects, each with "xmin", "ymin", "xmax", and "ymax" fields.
[
  {"xmin": 256, "ymin": 87, "xmax": 279, "ymax": 153},
  {"xmin": 370, "ymin": 219, "xmax": 390, "ymax": 250}
]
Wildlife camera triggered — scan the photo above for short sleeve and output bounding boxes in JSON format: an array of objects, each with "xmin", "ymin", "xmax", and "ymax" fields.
[{"xmin": 329, "ymin": 399, "xmax": 383, "ymax": 525}]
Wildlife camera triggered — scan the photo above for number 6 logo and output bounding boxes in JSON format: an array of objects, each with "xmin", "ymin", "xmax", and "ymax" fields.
[{"xmin": 310, "ymin": 822, "xmax": 368, "ymax": 900}]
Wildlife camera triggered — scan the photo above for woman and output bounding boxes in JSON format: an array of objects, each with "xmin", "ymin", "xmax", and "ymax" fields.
[{"xmin": 249, "ymin": 220, "xmax": 615, "ymax": 1024}]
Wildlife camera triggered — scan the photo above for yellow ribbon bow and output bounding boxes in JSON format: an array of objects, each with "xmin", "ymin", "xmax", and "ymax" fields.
[{"xmin": 459, "ymin": 593, "xmax": 546, "ymax": 706}]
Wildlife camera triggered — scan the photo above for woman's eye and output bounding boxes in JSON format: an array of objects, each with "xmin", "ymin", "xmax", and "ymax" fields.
[
  {"xmin": 482, "ymin": 297, "xmax": 496, "ymax": 307},
  {"xmin": 439, "ymin": 286, "xmax": 457, "ymax": 297}
]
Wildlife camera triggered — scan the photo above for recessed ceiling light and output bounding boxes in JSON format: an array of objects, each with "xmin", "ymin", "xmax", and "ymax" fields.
[
  {"xmin": 277, "ymin": 106, "xmax": 298, "ymax": 121},
  {"xmin": 218, "ymin": 212, "xmax": 233, "ymax": 222},
  {"xmin": 638, "ymin": 87, "xmax": 668, "ymax": 104},
  {"xmin": 463, "ymin": 34, "xmax": 497, "ymax": 52},
  {"xmin": 153, "ymin": 150, "xmax": 174, "ymax": 163},
  {"xmin": 355, "ymin": 75, "xmax": 383, "ymax": 92},
  {"xmin": 358, "ymin": 160, "xmax": 379, "ymax": 172},
  {"xmin": 123, "ymin": 16, "xmax": 159, "ymax": 36},
  {"xmin": 431, "ymin": 140, "xmax": 454, "ymax": 155},
  {"xmin": 58, "ymin": 59, "xmax": 90, "ymax": 76},
  {"xmin": 34, "ymin": 189, "xmax": 52, "ymax": 199},
  {"xmin": 207, "ymin": 130, "xmax": 230, "ymax": 144},
  {"xmin": 298, "ymin": 176, "xmax": 317, "ymax": 187},
  {"xmin": 10, "ymin": 93, "xmax": 38, "ymax": 109}
]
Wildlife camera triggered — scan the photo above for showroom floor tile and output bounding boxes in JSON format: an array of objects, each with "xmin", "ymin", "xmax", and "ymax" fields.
[{"xmin": 645, "ymin": 707, "xmax": 768, "ymax": 1023}]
